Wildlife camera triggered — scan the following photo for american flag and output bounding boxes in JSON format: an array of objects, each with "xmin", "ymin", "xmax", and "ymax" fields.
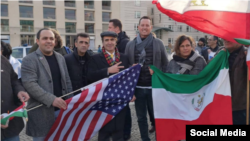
[{"xmin": 44, "ymin": 64, "xmax": 141, "ymax": 141}]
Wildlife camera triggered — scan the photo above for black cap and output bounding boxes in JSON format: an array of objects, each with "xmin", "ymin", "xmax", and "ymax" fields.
[
  {"xmin": 199, "ymin": 37, "xmax": 206, "ymax": 43},
  {"xmin": 100, "ymin": 31, "xmax": 117, "ymax": 38}
]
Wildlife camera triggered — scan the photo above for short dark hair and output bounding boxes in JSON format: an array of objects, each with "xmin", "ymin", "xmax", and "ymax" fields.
[
  {"xmin": 139, "ymin": 16, "xmax": 152, "ymax": 25},
  {"xmin": 213, "ymin": 36, "xmax": 218, "ymax": 41},
  {"xmin": 109, "ymin": 19, "xmax": 122, "ymax": 31},
  {"xmin": 75, "ymin": 33, "xmax": 90, "ymax": 42},
  {"xmin": 213, "ymin": 36, "xmax": 219, "ymax": 44},
  {"xmin": 174, "ymin": 35, "xmax": 195, "ymax": 56},
  {"xmin": 36, "ymin": 28, "xmax": 52, "ymax": 39},
  {"xmin": 1, "ymin": 41, "xmax": 12, "ymax": 59}
]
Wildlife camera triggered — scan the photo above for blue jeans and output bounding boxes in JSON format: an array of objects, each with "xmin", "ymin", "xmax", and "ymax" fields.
[
  {"xmin": 124, "ymin": 105, "xmax": 132, "ymax": 136},
  {"xmin": 134, "ymin": 88, "xmax": 154, "ymax": 141},
  {"xmin": 2, "ymin": 136, "xmax": 19, "ymax": 141},
  {"xmin": 233, "ymin": 109, "xmax": 250, "ymax": 125}
]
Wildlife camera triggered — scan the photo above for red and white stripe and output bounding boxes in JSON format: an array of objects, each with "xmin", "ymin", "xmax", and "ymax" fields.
[
  {"xmin": 153, "ymin": 0, "xmax": 250, "ymax": 43},
  {"xmin": 45, "ymin": 79, "xmax": 113, "ymax": 141}
]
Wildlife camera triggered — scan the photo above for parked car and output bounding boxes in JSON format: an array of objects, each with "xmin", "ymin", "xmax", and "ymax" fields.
[{"xmin": 12, "ymin": 46, "xmax": 32, "ymax": 63}]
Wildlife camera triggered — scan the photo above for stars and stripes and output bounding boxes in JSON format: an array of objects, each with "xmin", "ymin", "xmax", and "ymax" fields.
[{"xmin": 44, "ymin": 64, "xmax": 141, "ymax": 141}]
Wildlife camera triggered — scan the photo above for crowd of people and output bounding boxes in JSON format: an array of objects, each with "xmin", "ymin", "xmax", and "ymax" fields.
[{"xmin": 1, "ymin": 16, "xmax": 250, "ymax": 141}]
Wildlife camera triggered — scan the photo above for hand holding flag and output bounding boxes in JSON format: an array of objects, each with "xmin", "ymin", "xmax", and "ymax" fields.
[
  {"xmin": 1, "ymin": 116, "xmax": 9, "ymax": 129},
  {"xmin": 1, "ymin": 102, "xmax": 28, "ymax": 125},
  {"xmin": 17, "ymin": 91, "xmax": 30, "ymax": 102}
]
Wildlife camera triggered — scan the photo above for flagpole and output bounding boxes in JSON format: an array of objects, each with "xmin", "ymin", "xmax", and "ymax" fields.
[
  {"xmin": 26, "ymin": 64, "xmax": 142, "ymax": 112},
  {"xmin": 247, "ymin": 68, "xmax": 249, "ymax": 125},
  {"xmin": 26, "ymin": 88, "xmax": 82, "ymax": 112},
  {"xmin": 26, "ymin": 74, "xmax": 117, "ymax": 112}
]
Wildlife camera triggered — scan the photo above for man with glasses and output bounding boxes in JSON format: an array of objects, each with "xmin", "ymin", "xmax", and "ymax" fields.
[{"xmin": 202, "ymin": 35, "xmax": 220, "ymax": 62}]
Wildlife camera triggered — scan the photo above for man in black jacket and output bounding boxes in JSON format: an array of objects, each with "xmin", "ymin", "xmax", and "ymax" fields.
[
  {"xmin": 87, "ymin": 31, "xmax": 134, "ymax": 141},
  {"xmin": 108, "ymin": 19, "xmax": 130, "ymax": 54},
  {"xmin": 202, "ymin": 35, "xmax": 220, "ymax": 62},
  {"xmin": 64, "ymin": 33, "xmax": 91, "ymax": 95},
  {"xmin": 108, "ymin": 19, "xmax": 132, "ymax": 140},
  {"xmin": 1, "ymin": 42, "xmax": 30, "ymax": 141}
]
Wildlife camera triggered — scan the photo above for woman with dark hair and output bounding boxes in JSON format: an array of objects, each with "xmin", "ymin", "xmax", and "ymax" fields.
[
  {"xmin": 1, "ymin": 41, "xmax": 22, "ymax": 79},
  {"xmin": 166, "ymin": 35, "xmax": 207, "ymax": 75},
  {"xmin": 28, "ymin": 28, "xmax": 72, "ymax": 55}
]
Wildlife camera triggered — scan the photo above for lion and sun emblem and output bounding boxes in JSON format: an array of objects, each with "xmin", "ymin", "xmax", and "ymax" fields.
[
  {"xmin": 192, "ymin": 93, "xmax": 205, "ymax": 111},
  {"xmin": 191, "ymin": 0, "xmax": 208, "ymax": 6}
]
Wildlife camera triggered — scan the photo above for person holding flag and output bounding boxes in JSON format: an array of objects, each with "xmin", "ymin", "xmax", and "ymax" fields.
[
  {"xmin": 1, "ymin": 41, "xmax": 30, "ymax": 141},
  {"xmin": 87, "ymin": 31, "xmax": 135, "ymax": 141},
  {"xmin": 213, "ymin": 38, "xmax": 250, "ymax": 125}
]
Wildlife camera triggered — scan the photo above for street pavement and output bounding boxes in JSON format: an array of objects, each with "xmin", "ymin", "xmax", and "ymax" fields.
[{"xmin": 19, "ymin": 102, "xmax": 156, "ymax": 141}]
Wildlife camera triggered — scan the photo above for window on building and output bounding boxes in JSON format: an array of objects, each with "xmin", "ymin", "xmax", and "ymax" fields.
[
  {"xmin": 20, "ymin": 35, "xmax": 34, "ymax": 46},
  {"xmin": 65, "ymin": 0, "xmax": 75, "ymax": 7},
  {"xmin": 44, "ymin": 21, "xmax": 56, "ymax": 29},
  {"xmin": 19, "ymin": 6, "xmax": 33, "ymax": 18},
  {"xmin": 43, "ymin": 0, "xmax": 55, "ymax": 5},
  {"xmin": 152, "ymin": 18, "xmax": 154, "ymax": 25},
  {"xmin": 159, "ymin": 14, "xmax": 161, "ymax": 23},
  {"xmin": 169, "ymin": 17, "xmax": 172, "ymax": 20},
  {"xmin": 84, "ymin": 0, "xmax": 94, "ymax": 9},
  {"xmin": 178, "ymin": 25, "xmax": 182, "ymax": 32},
  {"xmin": 102, "ymin": 0, "xmax": 111, "ymax": 10},
  {"xmin": 196, "ymin": 36, "xmax": 199, "ymax": 41},
  {"xmin": 20, "ymin": 20, "xmax": 33, "ymax": 32},
  {"xmin": 135, "ymin": 11, "xmax": 141, "ymax": 19},
  {"xmin": 65, "ymin": 35, "xmax": 76, "ymax": 47},
  {"xmin": 85, "ymin": 23, "xmax": 94, "ymax": 33},
  {"xmin": 134, "ymin": 23, "xmax": 138, "ymax": 31},
  {"xmin": 156, "ymin": 30, "xmax": 162, "ymax": 39},
  {"xmin": 135, "ymin": 0, "xmax": 140, "ymax": 6},
  {"xmin": 1, "ymin": 4, "xmax": 8, "ymax": 17},
  {"xmin": 168, "ymin": 38, "xmax": 173, "ymax": 44},
  {"xmin": 43, "ymin": 8, "xmax": 55, "ymax": 19},
  {"xmin": 65, "ymin": 22, "xmax": 76, "ymax": 33},
  {"xmin": 1, "ymin": 19, "xmax": 9, "ymax": 32},
  {"xmin": 85, "ymin": 11, "xmax": 94, "ymax": 21},
  {"xmin": 168, "ymin": 38, "xmax": 171, "ymax": 43},
  {"xmin": 65, "ymin": 9, "xmax": 76, "ymax": 20},
  {"xmin": 102, "ymin": 24, "xmax": 108, "ymax": 32},
  {"xmin": 19, "ymin": 0, "xmax": 32, "ymax": 4},
  {"xmin": 168, "ymin": 25, "xmax": 174, "ymax": 30},
  {"xmin": 102, "ymin": 12, "xmax": 111, "ymax": 22},
  {"xmin": 151, "ymin": 8, "xmax": 154, "ymax": 15},
  {"xmin": 186, "ymin": 26, "xmax": 191, "ymax": 32}
]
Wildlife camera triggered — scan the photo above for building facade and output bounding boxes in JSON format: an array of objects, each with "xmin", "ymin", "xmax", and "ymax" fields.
[
  {"xmin": 1, "ymin": 0, "xmax": 121, "ymax": 50},
  {"xmin": 147, "ymin": 5, "xmax": 210, "ymax": 49},
  {"xmin": 119, "ymin": 0, "xmax": 149, "ymax": 40},
  {"xmin": 1, "ymin": 0, "xmax": 210, "ymax": 50}
]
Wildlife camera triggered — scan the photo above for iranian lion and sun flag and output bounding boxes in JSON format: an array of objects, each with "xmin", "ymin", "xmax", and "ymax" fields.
[
  {"xmin": 1, "ymin": 0, "xmax": 250, "ymax": 141},
  {"xmin": 152, "ymin": 0, "xmax": 250, "ymax": 140}
]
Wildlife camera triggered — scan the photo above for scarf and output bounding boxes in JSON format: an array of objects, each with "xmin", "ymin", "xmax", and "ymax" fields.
[
  {"xmin": 135, "ymin": 33, "xmax": 154, "ymax": 64},
  {"xmin": 102, "ymin": 46, "xmax": 120, "ymax": 66},
  {"xmin": 173, "ymin": 51, "xmax": 199, "ymax": 74}
]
